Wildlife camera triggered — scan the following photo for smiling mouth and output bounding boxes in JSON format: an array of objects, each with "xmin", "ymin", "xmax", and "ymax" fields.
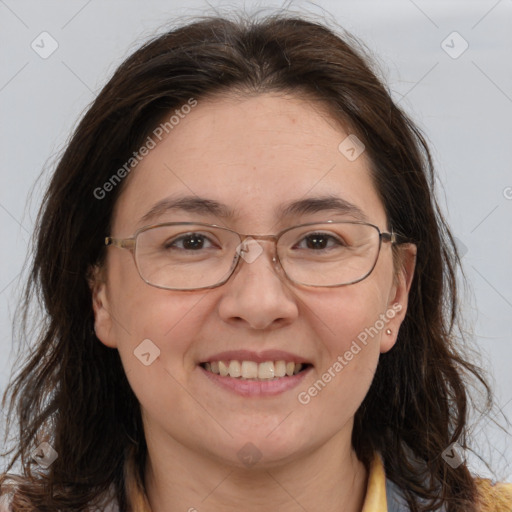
[{"xmin": 199, "ymin": 360, "xmax": 312, "ymax": 380}]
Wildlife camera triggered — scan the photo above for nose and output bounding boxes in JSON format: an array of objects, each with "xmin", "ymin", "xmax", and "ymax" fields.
[{"xmin": 216, "ymin": 238, "xmax": 299, "ymax": 330}]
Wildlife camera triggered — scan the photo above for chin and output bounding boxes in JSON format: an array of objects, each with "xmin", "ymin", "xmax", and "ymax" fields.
[{"xmin": 218, "ymin": 429, "xmax": 312, "ymax": 470}]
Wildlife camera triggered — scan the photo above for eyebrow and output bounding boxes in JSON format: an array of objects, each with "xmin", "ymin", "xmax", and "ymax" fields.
[{"xmin": 138, "ymin": 194, "xmax": 368, "ymax": 225}]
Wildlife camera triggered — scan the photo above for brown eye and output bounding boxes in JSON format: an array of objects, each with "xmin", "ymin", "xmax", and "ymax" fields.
[
  {"xmin": 295, "ymin": 232, "xmax": 344, "ymax": 250},
  {"xmin": 164, "ymin": 233, "xmax": 217, "ymax": 251}
]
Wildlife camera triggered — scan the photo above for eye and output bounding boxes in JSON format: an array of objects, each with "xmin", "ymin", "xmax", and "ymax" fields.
[
  {"xmin": 164, "ymin": 232, "xmax": 218, "ymax": 251},
  {"xmin": 294, "ymin": 232, "xmax": 346, "ymax": 251}
]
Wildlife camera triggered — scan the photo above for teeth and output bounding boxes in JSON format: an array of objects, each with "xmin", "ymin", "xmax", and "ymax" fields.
[
  {"xmin": 228, "ymin": 360, "xmax": 241, "ymax": 378},
  {"xmin": 219, "ymin": 361, "xmax": 229, "ymax": 377},
  {"xmin": 258, "ymin": 361, "xmax": 274, "ymax": 379},
  {"xmin": 202, "ymin": 360, "xmax": 306, "ymax": 379},
  {"xmin": 274, "ymin": 360, "xmax": 286, "ymax": 378},
  {"xmin": 241, "ymin": 361, "xmax": 258, "ymax": 379}
]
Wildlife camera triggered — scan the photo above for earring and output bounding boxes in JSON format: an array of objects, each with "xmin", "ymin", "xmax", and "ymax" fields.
[{"xmin": 385, "ymin": 329, "xmax": 392, "ymax": 335}]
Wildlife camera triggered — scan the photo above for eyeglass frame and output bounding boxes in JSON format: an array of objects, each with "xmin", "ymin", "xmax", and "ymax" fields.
[{"xmin": 104, "ymin": 220, "xmax": 399, "ymax": 291}]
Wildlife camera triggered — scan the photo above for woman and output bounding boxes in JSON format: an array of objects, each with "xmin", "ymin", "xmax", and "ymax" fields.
[{"xmin": 1, "ymin": 13, "xmax": 511, "ymax": 512}]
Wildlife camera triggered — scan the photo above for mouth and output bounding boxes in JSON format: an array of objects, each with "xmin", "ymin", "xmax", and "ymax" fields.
[{"xmin": 199, "ymin": 360, "xmax": 312, "ymax": 381}]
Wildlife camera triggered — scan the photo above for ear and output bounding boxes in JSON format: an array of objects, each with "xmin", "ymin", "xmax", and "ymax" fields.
[
  {"xmin": 88, "ymin": 264, "xmax": 118, "ymax": 349},
  {"xmin": 380, "ymin": 243, "xmax": 417, "ymax": 353}
]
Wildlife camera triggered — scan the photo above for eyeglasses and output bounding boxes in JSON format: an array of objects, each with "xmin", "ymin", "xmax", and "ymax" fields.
[{"xmin": 105, "ymin": 221, "xmax": 397, "ymax": 291}]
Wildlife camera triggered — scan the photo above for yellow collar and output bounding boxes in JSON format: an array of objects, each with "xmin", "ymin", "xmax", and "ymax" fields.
[
  {"xmin": 360, "ymin": 451, "xmax": 512, "ymax": 512},
  {"xmin": 361, "ymin": 451, "xmax": 388, "ymax": 511}
]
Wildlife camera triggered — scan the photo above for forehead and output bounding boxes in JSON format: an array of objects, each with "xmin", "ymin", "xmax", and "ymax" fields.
[{"xmin": 112, "ymin": 93, "xmax": 386, "ymax": 234}]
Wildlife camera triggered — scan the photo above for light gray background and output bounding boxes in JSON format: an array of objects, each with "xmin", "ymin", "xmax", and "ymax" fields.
[{"xmin": 1, "ymin": 0, "xmax": 511, "ymax": 480}]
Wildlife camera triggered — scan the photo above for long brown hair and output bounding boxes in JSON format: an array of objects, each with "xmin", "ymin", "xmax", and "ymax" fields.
[{"xmin": 0, "ymin": 13, "xmax": 501, "ymax": 511}]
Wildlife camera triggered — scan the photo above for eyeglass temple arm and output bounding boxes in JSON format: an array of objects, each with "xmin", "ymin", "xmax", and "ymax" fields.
[
  {"xmin": 105, "ymin": 237, "xmax": 136, "ymax": 249},
  {"xmin": 382, "ymin": 232, "xmax": 397, "ymax": 244}
]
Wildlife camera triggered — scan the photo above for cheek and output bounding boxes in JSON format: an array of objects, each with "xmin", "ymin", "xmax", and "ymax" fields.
[
  {"xmin": 305, "ymin": 276, "xmax": 389, "ymax": 356},
  {"xmin": 295, "ymin": 277, "xmax": 390, "ymax": 417},
  {"xmin": 106, "ymin": 259, "xmax": 212, "ymax": 394},
  {"xmin": 110, "ymin": 290, "xmax": 213, "ymax": 428},
  {"xmin": 107, "ymin": 251, "xmax": 207, "ymax": 349},
  {"xmin": 114, "ymin": 290, "xmax": 208, "ymax": 358}
]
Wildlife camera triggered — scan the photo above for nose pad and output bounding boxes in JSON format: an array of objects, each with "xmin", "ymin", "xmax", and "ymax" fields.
[
  {"xmin": 236, "ymin": 237, "xmax": 264, "ymax": 264},
  {"xmin": 234, "ymin": 238, "xmax": 282, "ymax": 274}
]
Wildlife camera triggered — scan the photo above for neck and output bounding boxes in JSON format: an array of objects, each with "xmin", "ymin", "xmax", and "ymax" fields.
[{"xmin": 143, "ymin": 424, "xmax": 368, "ymax": 512}]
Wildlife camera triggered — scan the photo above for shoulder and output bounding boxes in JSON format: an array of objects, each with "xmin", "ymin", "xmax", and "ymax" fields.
[{"xmin": 474, "ymin": 478, "xmax": 512, "ymax": 512}]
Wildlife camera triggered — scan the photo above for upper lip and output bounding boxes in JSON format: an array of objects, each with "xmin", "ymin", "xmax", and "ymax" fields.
[{"xmin": 200, "ymin": 350, "xmax": 312, "ymax": 365}]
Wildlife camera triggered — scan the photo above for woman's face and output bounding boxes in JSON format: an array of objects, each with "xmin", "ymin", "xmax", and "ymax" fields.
[{"xmin": 92, "ymin": 93, "xmax": 415, "ymax": 468}]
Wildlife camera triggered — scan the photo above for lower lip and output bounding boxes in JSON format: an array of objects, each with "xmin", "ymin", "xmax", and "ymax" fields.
[{"xmin": 198, "ymin": 365, "xmax": 312, "ymax": 397}]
